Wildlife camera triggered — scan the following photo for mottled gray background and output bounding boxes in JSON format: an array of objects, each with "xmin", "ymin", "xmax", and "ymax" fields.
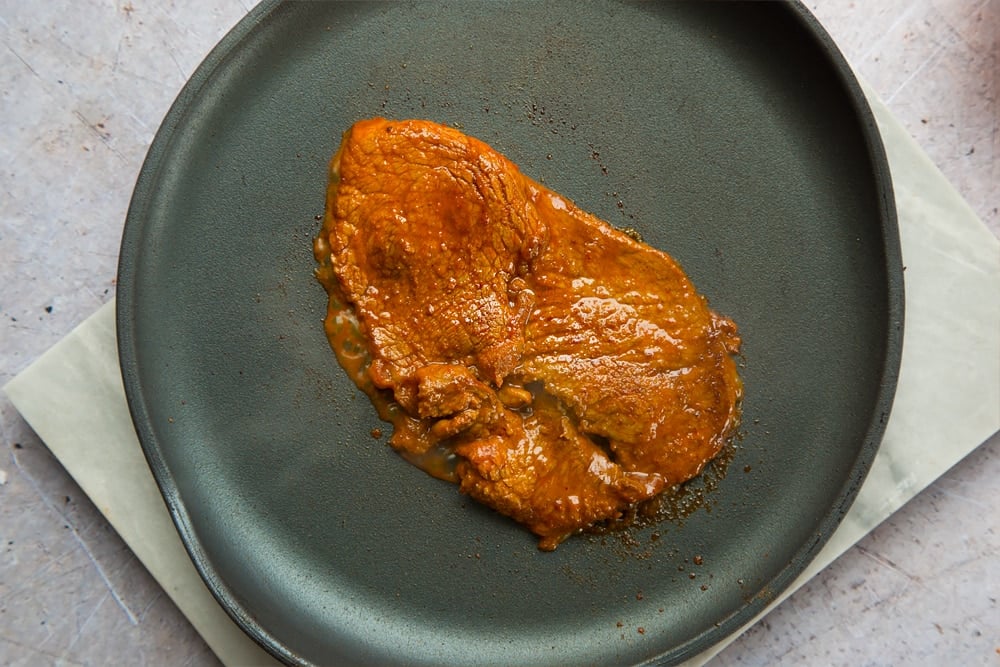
[{"xmin": 1, "ymin": 1, "xmax": 997, "ymax": 665}]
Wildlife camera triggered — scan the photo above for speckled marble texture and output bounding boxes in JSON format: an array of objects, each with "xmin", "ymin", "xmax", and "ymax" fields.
[{"xmin": 1, "ymin": 1, "xmax": 997, "ymax": 665}]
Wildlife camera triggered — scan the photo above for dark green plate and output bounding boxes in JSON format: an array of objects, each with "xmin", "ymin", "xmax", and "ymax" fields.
[{"xmin": 117, "ymin": 1, "xmax": 902, "ymax": 665}]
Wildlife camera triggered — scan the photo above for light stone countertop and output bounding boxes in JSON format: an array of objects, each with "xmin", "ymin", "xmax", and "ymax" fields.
[{"xmin": 1, "ymin": 1, "xmax": 996, "ymax": 665}]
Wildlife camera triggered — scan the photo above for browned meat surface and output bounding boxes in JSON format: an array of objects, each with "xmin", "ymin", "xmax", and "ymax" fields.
[
  {"xmin": 314, "ymin": 118, "xmax": 742, "ymax": 549},
  {"xmin": 455, "ymin": 390, "xmax": 663, "ymax": 550},
  {"xmin": 520, "ymin": 193, "xmax": 742, "ymax": 485},
  {"xmin": 322, "ymin": 119, "xmax": 543, "ymax": 409}
]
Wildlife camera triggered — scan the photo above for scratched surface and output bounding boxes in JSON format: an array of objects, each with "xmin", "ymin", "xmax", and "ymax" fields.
[{"xmin": 0, "ymin": 0, "xmax": 997, "ymax": 665}]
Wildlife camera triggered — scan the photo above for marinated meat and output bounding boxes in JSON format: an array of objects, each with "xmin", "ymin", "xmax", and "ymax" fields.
[
  {"xmin": 454, "ymin": 390, "xmax": 663, "ymax": 551},
  {"xmin": 321, "ymin": 118, "xmax": 543, "ymax": 407},
  {"xmin": 314, "ymin": 118, "xmax": 742, "ymax": 549},
  {"xmin": 520, "ymin": 193, "xmax": 742, "ymax": 485}
]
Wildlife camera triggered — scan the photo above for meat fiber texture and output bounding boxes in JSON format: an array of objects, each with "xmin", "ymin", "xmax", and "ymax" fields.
[{"xmin": 314, "ymin": 118, "xmax": 742, "ymax": 550}]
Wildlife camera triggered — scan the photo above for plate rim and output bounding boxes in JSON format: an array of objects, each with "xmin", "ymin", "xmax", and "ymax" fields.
[{"xmin": 116, "ymin": 0, "xmax": 302, "ymax": 664}]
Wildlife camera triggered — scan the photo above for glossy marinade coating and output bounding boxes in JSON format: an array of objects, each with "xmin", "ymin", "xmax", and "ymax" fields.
[{"xmin": 314, "ymin": 118, "xmax": 742, "ymax": 549}]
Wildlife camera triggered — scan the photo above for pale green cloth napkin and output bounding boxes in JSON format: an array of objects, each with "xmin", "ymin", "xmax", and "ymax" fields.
[{"xmin": 5, "ymin": 85, "xmax": 999, "ymax": 665}]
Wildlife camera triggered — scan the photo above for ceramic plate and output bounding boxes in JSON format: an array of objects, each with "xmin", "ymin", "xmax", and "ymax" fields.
[{"xmin": 117, "ymin": 2, "xmax": 902, "ymax": 664}]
